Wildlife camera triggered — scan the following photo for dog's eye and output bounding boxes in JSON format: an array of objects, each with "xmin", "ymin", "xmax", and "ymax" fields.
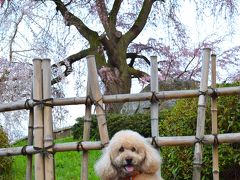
[
  {"xmin": 131, "ymin": 147, "xmax": 136, "ymax": 152},
  {"xmin": 119, "ymin": 146, "xmax": 124, "ymax": 152}
]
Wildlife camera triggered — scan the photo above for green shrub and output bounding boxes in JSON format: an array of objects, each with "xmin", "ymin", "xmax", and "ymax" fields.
[
  {"xmin": 160, "ymin": 82, "xmax": 240, "ymax": 179},
  {"xmin": 72, "ymin": 113, "xmax": 160, "ymax": 140},
  {"xmin": 0, "ymin": 126, "xmax": 13, "ymax": 176},
  {"xmin": 72, "ymin": 82, "xmax": 240, "ymax": 179}
]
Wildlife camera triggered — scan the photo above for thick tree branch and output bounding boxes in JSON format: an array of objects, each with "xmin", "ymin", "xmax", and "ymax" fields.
[
  {"xmin": 51, "ymin": 48, "xmax": 91, "ymax": 85},
  {"xmin": 109, "ymin": 0, "xmax": 123, "ymax": 31},
  {"xmin": 128, "ymin": 66, "xmax": 149, "ymax": 79},
  {"xmin": 53, "ymin": 0, "xmax": 99, "ymax": 43},
  {"xmin": 127, "ymin": 53, "xmax": 161, "ymax": 71},
  {"xmin": 96, "ymin": 0, "xmax": 109, "ymax": 33},
  {"xmin": 122, "ymin": 0, "xmax": 154, "ymax": 45}
]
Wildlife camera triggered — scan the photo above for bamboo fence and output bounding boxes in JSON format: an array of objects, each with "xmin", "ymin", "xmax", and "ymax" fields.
[
  {"xmin": 211, "ymin": 54, "xmax": 219, "ymax": 180},
  {"xmin": 0, "ymin": 86, "xmax": 239, "ymax": 112},
  {"xmin": 0, "ymin": 49, "xmax": 240, "ymax": 179},
  {"xmin": 33, "ymin": 59, "xmax": 45, "ymax": 180},
  {"xmin": 81, "ymin": 57, "xmax": 93, "ymax": 180},
  {"xmin": 150, "ymin": 56, "xmax": 159, "ymax": 138},
  {"xmin": 192, "ymin": 48, "xmax": 210, "ymax": 179}
]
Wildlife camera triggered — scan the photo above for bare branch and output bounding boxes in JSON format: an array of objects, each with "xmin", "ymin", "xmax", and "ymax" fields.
[
  {"xmin": 9, "ymin": 13, "xmax": 24, "ymax": 62},
  {"xmin": 176, "ymin": 55, "xmax": 196, "ymax": 79},
  {"xmin": 122, "ymin": 0, "xmax": 155, "ymax": 45},
  {"xmin": 127, "ymin": 53, "xmax": 161, "ymax": 71},
  {"xmin": 109, "ymin": 0, "xmax": 123, "ymax": 31},
  {"xmin": 96, "ymin": 0, "xmax": 109, "ymax": 32},
  {"xmin": 128, "ymin": 66, "xmax": 149, "ymax": 79},
  {"xmin": 53, "ymin": 0, "xmax": 99, "ymax": 43},
  {"xmin": 51, "ymin": 48, "xmax": 91, "ymax": 85}
]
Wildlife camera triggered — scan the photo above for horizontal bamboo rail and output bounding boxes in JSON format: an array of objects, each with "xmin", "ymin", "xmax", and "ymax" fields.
[
  {"xmin": 0, "ymin": 86, "xmax": 239, "ymax": 112},
  {"xmin": 2, "ymin": 132, "xmax": 240, "ymax": 157}
]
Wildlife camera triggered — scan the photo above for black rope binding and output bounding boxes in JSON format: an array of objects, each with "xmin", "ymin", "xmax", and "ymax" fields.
[
  {"xmin": 213, "ymin": 134, "xmax": 219, "ymax": 145},
  {"xmin": 21, "ymin": 145, "xmax": 28, "ymax": 156},
  {"xmin": 151, "ymin": 136, "xmax": 159, "ymax": 148},
  {"xmin": 33, "ymin": 144, "xmax": 55, "ymax": 157},
  {"xmin": 150, "ymin": 91, "xmax": 159, "ymax": 103},
  {"xmin": 198, "ymin": 90, "xmax": 207, "ymax": 96},
  {"xmin": 77, "ymin": 141, "xmax": 87, "ymax": 152},
  {"xmin": 194, "ymin": 136, "xmax": 206, "ymax": 145},
  {"xmin": 93, "ymin": 97, "xmax": 105, "ymax": 112},
  {"xmin": 85, "ymin": 95, "xmax": 94, "ymax": 106},
  {"xmin": 27, "ymin": 98, "xmax": 53, "ymax": 109},
  {"xmin": 101, "ymin": 142, "xmax": 109, "ymax": 149},
  {"xmin": 210, "ymin": 88, "xmax": 218, "ymax": 99},
  {"xmin": 24, "ymin": 99, "xmax": 32, "ymax": 109}
]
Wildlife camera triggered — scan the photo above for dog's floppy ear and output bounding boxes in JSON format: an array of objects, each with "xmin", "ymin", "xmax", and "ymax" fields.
[
  {"xmin": 94, "ymin": 147, "xmax": 117, "ymax": 180},
  {"xmin": 141, "ymin": 142, "xmax": 161, "ymax": 174}
]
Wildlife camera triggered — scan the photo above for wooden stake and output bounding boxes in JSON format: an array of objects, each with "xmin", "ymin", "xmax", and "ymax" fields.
[
  {"xmin": 192, "ymin": 48, "xmax": 211, "ymax": 180},
  {"xmin": 33, "ymin": 59, "xmax": 44, "ymax": 180},
  {"xmin": 86, "ymin": 55, "xmax": 109, "ymax": 146},
  {"xmin": 211, "ymin": 54, "xmax": 219, "ymax": 180},
  {"xmin": 42, "ymin": 59, "xmax": 55, "ymax": 180}
]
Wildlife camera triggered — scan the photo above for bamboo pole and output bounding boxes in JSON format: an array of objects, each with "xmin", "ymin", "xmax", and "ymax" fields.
[
  {"xmin": 86, "ymin": 55, "xmax": 109, "ymax": 146},
  {"xmin": 0, "ymin": 86, "xmax": 239, "ymax": 112},
  {"xmin": 150, "ymin": 56, "xmax": 159, "ymax": 138},
  {"xmin": 42, "ymin": 59, "xmax": 55, "ymax": 180},
  {"xmin": 26, "ymin": 89, "xmax": 33, "ymax": 180},
  {"xmin": 81, "ymin": 70, "xmax": 92, "ymax": 180},
  {"xmin": 211, "ymin": 54, "xmax": 219, "ymax": 180},
  {"xmin": 1, "ymin": 133, "xmax": 240, "ymax": 156},
  {"xmin": 192, "ymin": 48, "xmax": 211, "ymax": 180},
  {"xmin": 33, "ymin": 59, "xmax": 44, "ymax": 180}
]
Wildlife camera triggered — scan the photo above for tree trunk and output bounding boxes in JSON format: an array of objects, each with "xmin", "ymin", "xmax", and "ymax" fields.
[{"xmin": 98, "ymin": 45, "xmax": 131, "ymax": 113}]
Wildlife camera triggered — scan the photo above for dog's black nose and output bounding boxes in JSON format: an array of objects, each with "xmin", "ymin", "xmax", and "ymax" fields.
[{"xmin": 126, "ymin": 158, "xmax": 132, "ymax": 164}]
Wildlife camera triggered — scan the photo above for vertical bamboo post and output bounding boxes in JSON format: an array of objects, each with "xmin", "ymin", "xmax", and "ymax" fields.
[
  {"xmin": 150, "ymin": 56, "xmax": 159, "ymax": 138},
  {"xmin": 81, "ymin": 72, "xmax": 92, "ymax": 180},
  {"xmin": 26, "ymin": 89, "xmax": 33, "ymax": 180},
  {"xmin": 42, "ymin": 59, "xmax": 55, "ymax": 180},
  {"xmin": 33, "ymin": 59, "xmax": 44, "ymax": 180},
  {"xmin": 192, "ymin": 48, "xmax": 211, "ymax": 180},
  {"xmin": 86, "ymin": 55, "xmax": 109, "ymax": 146},
  {"xmin": 211, "ymin": 54, "xmax": 219, "ymax": 180}
]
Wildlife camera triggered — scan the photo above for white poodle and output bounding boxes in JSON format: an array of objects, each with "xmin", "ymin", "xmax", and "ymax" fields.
[{"xmin": 95, "ymin": 130, "xmax": 163, "ymax": 180}]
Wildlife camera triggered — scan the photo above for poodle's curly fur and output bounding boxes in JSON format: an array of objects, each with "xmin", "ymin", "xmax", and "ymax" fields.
[{"xmin": 95, "ymin": 130, "xmax": 163, "ymax": 180}]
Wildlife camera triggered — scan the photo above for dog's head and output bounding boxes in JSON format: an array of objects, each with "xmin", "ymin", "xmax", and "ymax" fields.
[{"xmin": 95, "ymin": 130, "xmax": 161, "ymax": 180}]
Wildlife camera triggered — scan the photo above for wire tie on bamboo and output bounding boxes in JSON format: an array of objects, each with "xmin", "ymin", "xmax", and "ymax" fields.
[
  {"xmin": 213, "ymin": 134, "xmax": 219, "ymax": 145},
  {"xmin": 209, "ymin": 88, "xmax": 218, "ymax": 98},
  {"xmin": 77, "ymin": 141, "xmax": 87, "ymax": 152},
  {"xmin": 151, "ymin": 136, "xmax": 160, "ymax": 148},
  {"xmin": 150, "ymin": 91, "xmax": 159, "ymax": 103}
]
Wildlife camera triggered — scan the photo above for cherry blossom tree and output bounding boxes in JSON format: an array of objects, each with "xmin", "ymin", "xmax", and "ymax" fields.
[{"xmin": 0, "ymin": 0, "xmax": 239, "ymax": 114}]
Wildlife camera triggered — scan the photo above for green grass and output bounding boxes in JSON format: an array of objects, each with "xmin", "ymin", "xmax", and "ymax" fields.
[{"xmin": 3, "ymin": 137, "xmax": 101, "ymax": 180}]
